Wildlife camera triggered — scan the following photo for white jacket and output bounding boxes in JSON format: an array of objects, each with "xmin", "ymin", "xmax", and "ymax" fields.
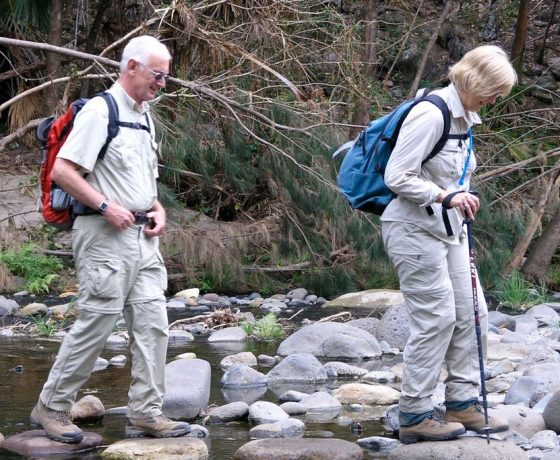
[{"xmin": 381, "ymin": 84, "xmax": 481, "ymax": 242}]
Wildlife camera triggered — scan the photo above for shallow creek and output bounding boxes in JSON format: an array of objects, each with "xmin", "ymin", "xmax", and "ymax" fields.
[{"xmin": 0, "ymin": 309, "xmax": 400, "ymax": 459}]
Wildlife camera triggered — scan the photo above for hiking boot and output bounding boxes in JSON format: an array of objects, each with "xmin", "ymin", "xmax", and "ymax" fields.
[
  {"xmin": 125, "ymin": 414, "xmax": 190, "ymax": 438},
  {"xmin": 30, "ymin": 400, "xmax": 84, "ymax": 443},
  {"xmin": 399, "ymin": 415, "xmax": 465, "ymax": 444},
  {"xmin": 445, "ymin": 402, "xmax": 509, "ymax": 434}
]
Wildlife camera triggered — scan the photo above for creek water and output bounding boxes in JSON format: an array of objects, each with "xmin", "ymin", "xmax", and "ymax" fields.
[{"xmin": 0, "ymin": 309, "xmax": 399, "ymax": 459}]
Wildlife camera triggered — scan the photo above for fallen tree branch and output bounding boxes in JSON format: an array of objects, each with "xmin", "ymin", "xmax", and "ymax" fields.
[{"xmin": 0, "ymin": 118, "xmax": 45, "ymax": 153}]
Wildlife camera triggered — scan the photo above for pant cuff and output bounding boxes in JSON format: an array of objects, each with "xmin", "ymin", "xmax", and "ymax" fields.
[
  {"xmin": 445, "ymin": 398, "xmax": 478, "ymax": 411},
  {"xmin": 399, "ymin": 409, "xmax": 433, "ymax": 427}
]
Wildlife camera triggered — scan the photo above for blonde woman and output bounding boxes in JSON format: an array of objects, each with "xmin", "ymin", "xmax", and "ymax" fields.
[{"xmin": 381, "ymin": 45, "xmax": 517, "ymax": 444}]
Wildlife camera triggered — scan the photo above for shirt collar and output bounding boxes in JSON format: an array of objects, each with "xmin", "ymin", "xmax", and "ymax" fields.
[
  {"xmin": 112, "ymin": 82, "xmax": 150, "ymax": 115},
  {"xmin": 448, "ymin": 83, "xmax": 481, "ymax": 126}
]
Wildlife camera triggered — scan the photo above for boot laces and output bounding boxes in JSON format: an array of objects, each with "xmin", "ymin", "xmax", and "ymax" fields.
[{"xmin": 52, "ymin": 410, "xmax": 73, "ymax": 426}]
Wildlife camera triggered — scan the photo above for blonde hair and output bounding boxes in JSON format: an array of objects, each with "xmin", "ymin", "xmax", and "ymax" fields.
[
  {"xmin": 119, "ymin": 35, "xmax": 171, "ymax": 73},
  {"xmin": 449, "ymin": 45, "xmax": 517, "ymax": 98}
]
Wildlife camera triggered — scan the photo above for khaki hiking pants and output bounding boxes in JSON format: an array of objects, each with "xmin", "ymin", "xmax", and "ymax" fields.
[
  {"xmin": 40, "ymin": 215, "xmax": 169, "ymax": 419},
  {"xmin": 382, "ymin": 221, "xmax": 488, "ymax": 415}
]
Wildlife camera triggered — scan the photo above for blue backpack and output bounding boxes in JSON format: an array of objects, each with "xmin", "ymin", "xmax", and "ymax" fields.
[{"xmin": 334, "ymin": 92, "xmax": 466, "ymax": 215}]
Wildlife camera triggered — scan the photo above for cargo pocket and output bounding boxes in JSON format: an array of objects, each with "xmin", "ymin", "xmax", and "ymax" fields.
[{"xmin": 85, "ymin": 259, "xmax": 121, "ymax": 299}]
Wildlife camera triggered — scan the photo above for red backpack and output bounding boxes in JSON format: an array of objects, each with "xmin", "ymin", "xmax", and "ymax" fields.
[{"xmin": 36, "ymin": 92, "xmax": 150, "ymax": 229}]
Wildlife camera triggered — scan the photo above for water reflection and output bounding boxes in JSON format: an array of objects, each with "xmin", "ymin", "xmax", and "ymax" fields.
[{"xmin": 0, "ymin": 331, "xmax": 396, "ymax": 459}]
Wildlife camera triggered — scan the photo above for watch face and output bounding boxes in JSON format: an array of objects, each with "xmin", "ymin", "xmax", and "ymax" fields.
[{"xmin": 99, "ymin": 201, "xmax": 109, "ymax": 213}]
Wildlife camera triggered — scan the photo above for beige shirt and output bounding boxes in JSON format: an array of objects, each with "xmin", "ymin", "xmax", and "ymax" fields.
[
  {"xmin": 57, "ymin": 82, "xmax": 159, "ymax": 212},
  {"xmin": 381, "ymin": 84, "xmax": 481, "ymax": 242}
]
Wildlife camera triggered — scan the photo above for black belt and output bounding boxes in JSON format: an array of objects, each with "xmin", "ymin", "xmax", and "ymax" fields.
[{"xmin": 133, "ymin": 211, "xmax": 151, "ymax": 225}]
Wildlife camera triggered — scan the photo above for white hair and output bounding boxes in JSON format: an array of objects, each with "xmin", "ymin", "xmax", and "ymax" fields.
[{"xmin": 119, "ymin": 35, "xmax": 171, "ymax": 73}]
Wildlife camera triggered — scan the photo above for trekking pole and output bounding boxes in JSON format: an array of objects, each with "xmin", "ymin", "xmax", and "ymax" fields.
[{"xmin": 465, "ymin": 217, "xmax": 492, "ymax": 444}]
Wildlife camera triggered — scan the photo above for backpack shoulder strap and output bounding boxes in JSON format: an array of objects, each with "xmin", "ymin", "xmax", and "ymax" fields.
[
  {"xmin": 97, "ymin": 91, "xmax": 120, "ymax": 161},
  {"xmin": 420, "ymin": 94, "xmax": 451, "ymax": 166}
]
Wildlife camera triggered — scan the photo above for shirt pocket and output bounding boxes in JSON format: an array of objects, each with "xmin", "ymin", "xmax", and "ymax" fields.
[{"xmin": 106, "ymin": 137, "xmax": 140, "ymax": 171}]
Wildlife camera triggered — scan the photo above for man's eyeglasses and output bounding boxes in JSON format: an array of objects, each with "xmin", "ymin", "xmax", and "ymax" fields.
[{"xmin": 137, "ymin": 62, "xmax": 170, "ymax": 82}]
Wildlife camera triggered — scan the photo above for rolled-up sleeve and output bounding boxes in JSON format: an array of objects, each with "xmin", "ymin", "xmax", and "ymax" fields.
[{"xmin": 384, "ymin": 102, "xmax": 446, "ymax": 206}]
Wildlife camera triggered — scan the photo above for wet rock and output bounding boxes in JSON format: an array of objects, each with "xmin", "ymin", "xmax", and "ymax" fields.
[
  {"xmin": 387, "ymin": 437, "xmax": 527, "ymax": 459},
  {"xmin": 322, "ymin": 289, "xmax": 403, "ymax": 312},
  {"xmin": 486, "ymin": 360, "xmax": 516, "ymax": 379},
  {"xmin": 109, "ymin": 355, "xmax": 127, "ymax": 366},
  {"xmin": 162, "ymin": 358, "xmax": 211, "ymax": 421},
  {"xmin": 70, "ymin": 395, "xmax": 105, "ymax": 423},
  {"xmin": 514, "ymin": 316, "xmax": 539, "ymax": 336},
  {"xmin": 376, "ymin": 304, "xmax": 409, "ymax": 350},
  {"xmin": 357, "ymin": 435, "xmax": 400, "ymax": 453},
  {"xmin": 248, "ymin": 401, "xmax": 289, "ymax": 425},
  {"xmin": 530, "ymin": 429, "xmax": 559, "ymax": 450},
  {"xmin": 279, "ymin": 401, "xmax": 307, "ymax": 415},
  {"xmin": 256, "ymin": 354, "xmax": 276, "ymax": 367},
  {"xmin": 100, "ymin": 437, "xmax": 208, "ymax": 459},
  {"xmin": 220, "ymin": 351, "xmax": 257, "ymax": 370},
  {"xmin": 526, "ymin": 304, "xmax": 559, "ymax": 326},
  {"xmin": 516, "ymin": 345, "xmax": 560, "ymax": 373},
  {"xmin": 201, "ymin": 293, "xmax": 219, "ymax": 302},
  {"xmin": 208, "ymin": 326, "xmax": 247, "ymax": 342},
  {"xmin": 93, "ymin": 357, "xmax": 109, "ymax": 371},
  {"xmin": 493, "ymin": 404, "xmax": 546, "ymax": 438},
  {"xmin": 2, "ymin": 430, "xmax": 102, "ymax": 457},
  {"xmin": 187, "ymin": 424, "xmax": 208, "ymax": 438},
  {"xmin": 333, "ymin": 383, "xmax": 400, "ymax": 406},
  {"xmin": 16, "ymin": 302, "xmax": 48, "ymax": 317},
  {"xmin": 361, "ymin": 370, "xmax": 396, "ymax": 384},
  {"xmin": 504, "ymin": 376, "xmax": 550, "ymax": 406},
  {"xmin": 300, "ymin": 391, "xmax": 342, "ymax": 413},
  {"xmin": 267, "ymin": 353, "xmax": 327, "ymax": 383},
  {"xmin": 175, "ymin": 352, "xmax": 197, "ymax": 360},
  {"xmin": 488, "ymin": 311, "xmax": 516, "ymax": 331},
  {"xmin": 286, "ymin": 288, "xmax": 308, "ymax": 301},
  {"xmin": 106, "ymin": 334, "xmax": 127, "ymax": 346},
  {"xmin": 249, "ymin": 418, "xmax": 305, "ymax": 439},
  {"xmin": 207, "ymin": 401, "xmax": 249, "ymax": 423},
  {"xmin": 487, "ymin": 343, "xmax": 531, "ymax": 362},
  {"xmin": 222, "ymin": 385, "xmax": 267, "ymax": 405},
  {"xmin": 346, "ymin": 317, "xmax": 380, "ymax": 337},
  {"xmin": 0, "ymin": 296, "xmax": 20, "ymax": 315},
  {"xmin": 278, "ymin": 390, "xmax": 308, "ymax": 402},
  {"xmin": 323, "ymin": 362, "xmax": 368, "ymax": 379},
  {"xmin": 233, "ymin": 438, "xmax": 363, "ymax": 459},
  {"xmin": 277, "ymin": 322, "xmax": 381, "ymax": 359},
  {"xmin": 543, "ymin": 391, "xmax": 560, "ymax": 432},
  {"xmin": 221, "ymin": 363, "xmax": 268, "ymax": 388},
  {"xmin": 168, "ymin": 329, "xmax": 194, "ymax": 343}
]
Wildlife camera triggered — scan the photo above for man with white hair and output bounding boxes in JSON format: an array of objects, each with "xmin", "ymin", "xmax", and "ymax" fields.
[{"xmin": 30, "ymin": 35, "xmax": 189, "ymax": 443}]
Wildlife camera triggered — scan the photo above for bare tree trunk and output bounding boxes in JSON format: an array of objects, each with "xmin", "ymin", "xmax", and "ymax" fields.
[
  {"xmin": 408, "ymin": 0, "xmax": 454, "ymax": 98},
  {"xmin": 45, "ymin": 0, "xmax": 63, "ymax": 112},
  {"xmin": 511, "ymin": 0, "xmax": 529, "ymax": 76},
  {"xmin": 537, "ymin": 0, "xmax": 558, "ymax": 64},
  {"xmin": 348, "ymin": 0, "xmax": 378, "ymax": 140},
  {"xmin": 505, "ymin": 171, "xmax": 560, "ymax": 275},
  {"xmin": 521, "ymin": 174, "xmax": 560, "ymax": 283},
  {"xmin": 80, "ymin": 0, "xmax": 113, "ymax": 97}
]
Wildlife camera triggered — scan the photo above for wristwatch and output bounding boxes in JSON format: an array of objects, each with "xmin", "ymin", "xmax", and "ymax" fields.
[{"xmin": 98, "ymin": 199, "xmax": 110, "ymax": 214}]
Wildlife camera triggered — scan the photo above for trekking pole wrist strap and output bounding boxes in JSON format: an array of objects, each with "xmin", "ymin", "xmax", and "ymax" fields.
[{"xmin": 442, "ymin": 191, "xmax": 461, "ymax": 209}]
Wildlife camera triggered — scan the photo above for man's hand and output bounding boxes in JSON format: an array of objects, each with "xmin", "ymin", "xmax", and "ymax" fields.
[
  {"xmin": 103, "ymin": 202, "xmax": 135, "ymax": 230},
  {"xmin": 144, "ymin": 201, "xmax": 166, "ymax": 237}
]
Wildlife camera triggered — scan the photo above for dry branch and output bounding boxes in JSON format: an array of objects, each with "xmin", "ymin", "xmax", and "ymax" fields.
[{"xmin": 0, "ymin": 118, "xmax": 44, "ymax": 152}]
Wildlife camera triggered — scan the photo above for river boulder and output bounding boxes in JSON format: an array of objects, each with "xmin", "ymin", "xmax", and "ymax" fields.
[
  {"xmin": 162, "ymin": 358, "xmax": 210, "ymax": 421},
  {"xmin": 277, "ymin": 322, "xmax": 381, "ymax": 359}
]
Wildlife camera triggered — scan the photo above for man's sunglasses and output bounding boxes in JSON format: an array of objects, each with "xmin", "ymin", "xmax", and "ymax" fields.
[{"xmin": 138, "ymin": 62, "xmax": 170, "ymax": 82}]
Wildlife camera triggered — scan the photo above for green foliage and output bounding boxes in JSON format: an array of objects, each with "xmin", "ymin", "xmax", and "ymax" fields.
[
  {"xmin": 241, "ymin": 313, "xmax": 285, "ymax": 340},
  {"xmin": 493, "ymin": 271, "xmax": 550, "ymax": 311},
  {"xmin": 0, "ymin": 0, "xmax": 49, "ymax": 32},
  {"xmin": 30, "ymin": 316, "xmax": 56, "ymax": 337},
  {"xmin": 0, "ymin": 244, "xmax": 62, "ymax": 294}
]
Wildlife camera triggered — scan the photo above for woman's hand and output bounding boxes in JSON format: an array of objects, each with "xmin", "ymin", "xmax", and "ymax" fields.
[{"xmin": 447, "ymin": 192, "xmax": 480, "ymax": 220}]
